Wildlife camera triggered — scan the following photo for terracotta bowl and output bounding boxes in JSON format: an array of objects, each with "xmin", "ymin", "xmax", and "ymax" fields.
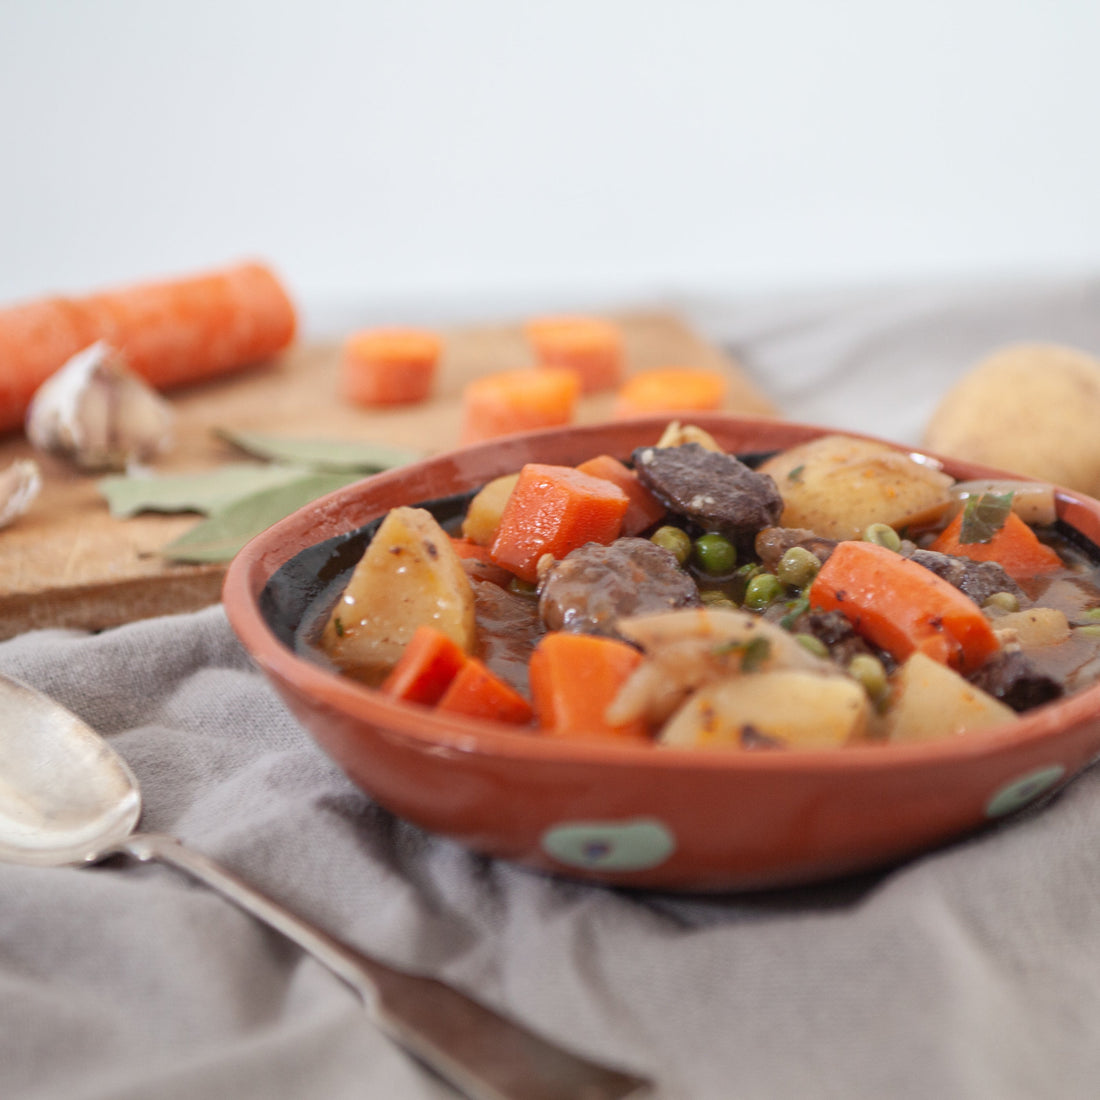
[{"xmin": 222, "ymin": 415, "xmax": 1100, "ymax": 892}]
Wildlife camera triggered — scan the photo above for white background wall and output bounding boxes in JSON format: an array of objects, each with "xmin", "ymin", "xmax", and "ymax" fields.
[{"xmin": 3, "ymin": 1, "xmax": 1099, "ymax": 327}]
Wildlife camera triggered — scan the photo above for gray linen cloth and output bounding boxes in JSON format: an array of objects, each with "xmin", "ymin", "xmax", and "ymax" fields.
[{"xmin": 4, "ymin": 278, "xmax": 1100, "ymax": 1100}]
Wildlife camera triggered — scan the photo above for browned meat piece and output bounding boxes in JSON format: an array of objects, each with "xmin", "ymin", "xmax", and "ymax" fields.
[
  {"xmin": 538, "ymin": 538, "xmax": 700, "ymax": 636},
  {"xmin": 763, "ymin": 604, "xmax": 888, "ymax": 670},
  {"xmin": 967, "ymin": 649, "xmax": 1063, "ymax": 712},
  {"xmin": 906, "ymin": 548, "xmax": 1024, "ymax": 606},
  {"xmin": 755, "ymin": 527, "xmax": 837, "ymax": 571},
  {"xmin": 632, "ymin": 443, "xmax": 783, "ymax": 546},
  {"xmin": 472, "ymin": 579, "xmax": 545, "ymax": 696}
]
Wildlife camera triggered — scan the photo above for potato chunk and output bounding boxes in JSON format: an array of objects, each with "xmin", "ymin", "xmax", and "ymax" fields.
[
  {"xmin": 461, "ymin": 472, "xmax": 520, "ymax": 546},
  {"xmin": 321, "ymin": 506, "xmax": 476, "ymax": 682},
  {"xmin": 758, "ymin": 434, "xmax": 954, "ymax": 540},
  {"xmin": 659, "ymin": 670, "xmax": 870, "ymax": 750},
  {"xmin": 882, "ymin": 652, "xmax": 1018, "ymax": 744}
]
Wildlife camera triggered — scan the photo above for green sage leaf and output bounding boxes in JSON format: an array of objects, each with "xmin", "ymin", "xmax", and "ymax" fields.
[
  {"xmin": 98, "ymin": 463, "xmax": 319, "ymax": 518},
  {"xmin": 215, "ymin": 428, "xmax": 422, "ymax": 472},
  {"xmin": 959, "ymin": 490, "xmax": 1015, "ymax": 545},
  {"xmin": 160, "ymin": 471, "xmax": 361, "ymax": 563}
]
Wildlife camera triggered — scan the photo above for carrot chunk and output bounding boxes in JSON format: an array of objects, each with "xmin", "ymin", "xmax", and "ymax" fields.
[
  {"xmin": 489, "ymin": 463, "xmax": 630, "ymax": 583},
  {"xmin": 436, "ymin": 656, "xmax": 534, "ymax": 724},
  {"xmin": 525, "ymin": 316, "xmax": 625, "ymax": 393},
  {"xmin": 576, "ymin": 454, "xmax": 667, "ymax": 537},
  {"xmin": 341, "ymin": 327, "xmax": 441, "ymax": 407},
  {"xmin": 460, "ymin": 367, "xmax": 580, "ymax": 445},
  {"xmin": 529, "ymin": 632, "xmax": 649, "ymax": 742},
  {"xmin": 611, "ymin": 367, "xmax": 727, "ymax": 419},
  {"xmin": 808, "ymin": 540, "xmax": 1000, "ymax": 673},
  {"xmin": 929, "ymin": 510, "xmax": 1062, "ymax": 582},
  {"xmin": 380, "ymin": 625, "xmax": 468, "ymax": 706},
  {"xmin": 0, "ymin": 261, "xmax": 296, "ymax": 432}
]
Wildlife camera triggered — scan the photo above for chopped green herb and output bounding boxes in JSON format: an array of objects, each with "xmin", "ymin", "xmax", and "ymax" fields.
[
  {"xmin": 333, "ymin": 617, "xmax": 345, "ymax": 637},
  {"xmin": 959, "ymin": 490, "xmax": 1015, "ymax": 545},
  {"xmin": 779, "ymin": 595, "xmax": 811, "ymax": 630},
  {"xmin": 787, "ymin": 465, "xmax": 805, "ymax": 484}
]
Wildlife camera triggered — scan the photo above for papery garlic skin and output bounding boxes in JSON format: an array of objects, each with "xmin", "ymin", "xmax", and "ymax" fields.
[
  {"xmin": 25, "ymin": 341, "xmax": 174, "ymax": 472},
  {"xmin": 0, "ymin": 459, "xmax": 41, "ymax": 529}
]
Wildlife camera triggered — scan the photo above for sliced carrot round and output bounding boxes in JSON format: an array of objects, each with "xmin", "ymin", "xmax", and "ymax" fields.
[
  {"xmin": 342, "ymin": 327, "xmax": 442, "ymax": 407},
  {"xmin": 612, "ymin": 367, "xmax": 727, "ymax": 419},
  {"xmin": 525, "ymin": 316, "xmax": 625, "ymax": 393},
  {"xmin": 460, "ymin": 367, "xmax": 580, "ymax": 445}
]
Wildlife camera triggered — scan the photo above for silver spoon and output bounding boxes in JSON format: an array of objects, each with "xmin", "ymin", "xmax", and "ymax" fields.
[{"xmin": 0, "ymin": 671, "xmax": 650, "ymax": 1100}]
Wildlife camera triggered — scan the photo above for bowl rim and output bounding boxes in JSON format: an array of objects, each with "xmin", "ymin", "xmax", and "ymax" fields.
[{"xmin": 222, "ymin": 413, "xmax": 1100, "ymax": 775}]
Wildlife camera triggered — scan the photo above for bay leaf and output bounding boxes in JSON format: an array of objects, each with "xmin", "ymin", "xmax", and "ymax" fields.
[
  {"xmin": 98, "ymin": 463, "xmax": 319, "ymax": 518},
  {"xmin": 215, "ymin": 428, "xmax": 422, "ymax": 472},
  {"xmin": 160, "ymin": 471, "xmax": 361, "ymax": 563}
]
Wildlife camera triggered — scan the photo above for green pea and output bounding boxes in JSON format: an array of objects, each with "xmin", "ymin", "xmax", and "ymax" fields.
[
  {"xmin": 848, "ymin": 654, "xmax": 888, "ymax": 699},
  {"xmin": 693, "ymin": 533, "xmax": 737, "ymax": 576},
  {"xmin": 983, "ymin": 591, "xmax": 1020, "ymax": 613},
  {"xmin": 699, "ymin": 591, "xmax": 738, "ymax": 610},
  {"xmin": 743, "ymin": 572, "xmax": 783, "ymax": 610},
  {"xmin": 794, "ymin": 632, "xmax": 828, "ymax": 658},
  {"xmin": 776, "ymin": 546, "xmax": 820, "ymax": 589},
  {"xmin": 863, "ymin": 523, "xmax": 902, "ymax": 552},
  {"xmin": 651, "ymin": 525, "xmax": 692, "ymax": 565}
]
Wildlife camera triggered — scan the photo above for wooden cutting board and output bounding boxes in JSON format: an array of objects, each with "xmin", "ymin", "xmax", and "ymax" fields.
[{"xmin": 0, "ymin": 311, "xmax": 776, "ymax": 639}]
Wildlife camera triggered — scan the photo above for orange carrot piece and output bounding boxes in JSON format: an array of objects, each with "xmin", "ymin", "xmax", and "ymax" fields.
[
  {"xmin": 576, "ymin": 454, "xmax": 667, "ymax": 537},
  {"xmin": 341, "ymin": 327, "xmax": 441, "ymax": 407},
  {"xmin": 436, "ymin": 656, "xmax": 534, "ymax": 724},
  {"xmin": 449, "ymin": 536, "xmax": 514, "ymax": 587},
  {"xmin": 808, "ymin": 540, "xmax": 1000, "ymax": 673},
  {"xmin": 489, "ymin": 463, "xmax": 630, "ymax": 583},
  {"xmin": 611, "ymin": 367, "xmax": 727, "ymax": 419},
  {"xmin": 0, "ymin": 261, "xmax": 296, "ymax": 432},
  {"xmin": 460, "ymin": 367, "xmax": 580, "ymax": 445},
  {"xmin": 928, "ymin": 510, "xmax": 1063, "ymax": 582},
  {"xmin": 380, "ymin": 625, "xmax": 467, "ymax": 706},
  {"xmin": 529, "ymin": 632, "xmax": 649, "ymax": 742},
  {"xmin": 525, "ymin": 316, "xmax": 625, "ymax": 393}
]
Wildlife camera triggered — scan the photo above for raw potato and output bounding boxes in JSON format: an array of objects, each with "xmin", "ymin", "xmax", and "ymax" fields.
[
  {"xmin": 461, "ymin": 472, "xmax": 520, "ymax": 545},
  {"xmin": 659, "ymin": 670, "xmax": 870, "ymax": 750},
  {"xmin": 923, "ymin": 343, "xmax": 1100, "ymax": 496},
  {"xmin": 321, "ymin": 506, "xmax": 476, "ymax": 681},
  {"xmin": 758, "ymin": 435, "xmax": 955, "ymax": 540},
  {"xmin": 882, "ymin": 652, "xmax": 1018, "ymax": 745}
]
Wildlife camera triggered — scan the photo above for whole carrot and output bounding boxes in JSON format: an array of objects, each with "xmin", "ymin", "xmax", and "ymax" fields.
[{"xmin": 0, "ymin": 261, "xmax": 297, "ymax": 433}]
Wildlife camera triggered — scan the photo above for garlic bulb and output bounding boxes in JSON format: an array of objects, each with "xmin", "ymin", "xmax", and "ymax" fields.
[
  {"xmin": 0, "ymin": 459, "xmax": 41, "ymax": 529},
  {"xmin": 25, "ymin": 341, "xmax": 174, "ymax": 471}
]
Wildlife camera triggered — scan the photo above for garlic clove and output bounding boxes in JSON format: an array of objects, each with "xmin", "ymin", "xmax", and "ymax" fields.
[
  {"xmin": 0, "ymin": 459, "xmax": 42, "ymax": 529},
  {"xmin": 25, "ymin": 341, "xmax": 174, "ymax": 472}
]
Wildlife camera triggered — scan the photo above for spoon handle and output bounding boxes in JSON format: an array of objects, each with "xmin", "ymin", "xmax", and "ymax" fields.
[{"xmin": 122, "ymin": 833, "xmax": 650, "ymax": 1100}]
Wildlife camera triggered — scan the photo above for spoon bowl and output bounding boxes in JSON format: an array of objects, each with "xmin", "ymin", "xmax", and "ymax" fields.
[{"xmin": 0, "ymin": 671, "xmax": 648, "ymax": 1100}]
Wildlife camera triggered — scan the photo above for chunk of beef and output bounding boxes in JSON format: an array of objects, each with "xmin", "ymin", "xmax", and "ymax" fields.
[
  {"xmin": 538, "ymin": 537, "xmax": 700, "ymax": 636},
  {"xmin": 632, "ymin": 443, "xmax": 783, "ymax": 546},
  {"xmin": 906, "ymin": 548, "xmax": 1024, "ymax": 606},
  {"xmin": 755, "ymin": 527, "xmax": 837, "ymax": 571},
  {"xmin": 967, "ymin": 648, "xmax": 1063, "ymax": 712},
  {"xmin": 765, "ymin": 605, "xmax": 889, "ymax": 670},
  {"xmin": 472, "ymin": 579, "xmax": 545, "ymax": 696}
]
